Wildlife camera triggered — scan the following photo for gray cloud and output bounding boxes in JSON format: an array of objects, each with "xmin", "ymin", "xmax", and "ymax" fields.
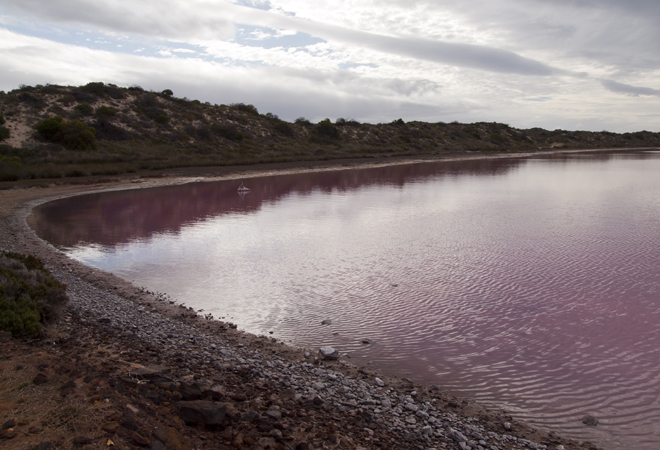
[
  {"xmin": 2, "ymin": 0, "xmax": 235, "ymax": 40},
  {"xmin": 4, "ymin": 0, "xmax": 561, "ymax": 76},
  {"xmin": 601, "ymin": 79, "xmax": 660, "ymax": 97}
]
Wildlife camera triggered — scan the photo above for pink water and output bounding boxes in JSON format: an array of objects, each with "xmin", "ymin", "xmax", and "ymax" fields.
[{"xmin": 30, "ymin": 151, "xmax": 660, "ymax": 449}]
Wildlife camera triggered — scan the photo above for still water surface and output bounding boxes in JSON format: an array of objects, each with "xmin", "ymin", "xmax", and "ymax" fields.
[{"xmin": 30, "ymin": 151, "xmax": 660, "ymax": 449}]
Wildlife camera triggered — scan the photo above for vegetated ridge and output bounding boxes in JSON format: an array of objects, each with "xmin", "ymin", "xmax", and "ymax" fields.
[{"xmin": 1, "ymin": 82, "xmax": 659, "ymax": 181}]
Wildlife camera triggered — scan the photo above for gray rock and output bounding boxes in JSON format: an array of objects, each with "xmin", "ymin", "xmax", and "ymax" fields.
[
  {"xmin": 175, "ymin": 401, "xmax": 227, "ymax": 425},
  {"xmin": 319, "ymin": 346, "xmax": 339, "ymax": 360},
  {"xmin": 449, "ymin": 428, "xmax": 468, "ymax": 443},
  {"xmin": 421, "ymin": 425, "xmax": 433, "ymax": 436},
  {"xmin": 263, "ymin": 409, "xmax": 282, "ymax": 420},
  {"xmin": 240, "ymin": 409, "xmax": 260, "ymax": 422},
  {"xmin": 374, "ymin": 377, "xmax": 385, "ymax": 387},
  {"xmin": 581, "ymin": 414, "xmax": 599, "ymax": 427}
]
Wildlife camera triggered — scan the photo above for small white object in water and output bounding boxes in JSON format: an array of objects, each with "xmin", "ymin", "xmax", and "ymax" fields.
[{"xmin": 238, "ymin": 181, "xmax": 250, "ymax": 192}]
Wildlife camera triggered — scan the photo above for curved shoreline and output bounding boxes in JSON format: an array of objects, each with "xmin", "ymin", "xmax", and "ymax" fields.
[{"xmin": 1, "ymin": 148, "xmax": 639, "ymax": 450}]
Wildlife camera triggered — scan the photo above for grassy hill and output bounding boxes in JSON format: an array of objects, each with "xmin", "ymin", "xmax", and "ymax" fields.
[{"xmin": 1, "ymin": 82, "xmax": 659, "ymax": 181}]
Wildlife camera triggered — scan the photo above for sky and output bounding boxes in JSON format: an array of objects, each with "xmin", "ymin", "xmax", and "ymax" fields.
[{"xmin": 0, "ymin": 0, "xmax": 659, "ymax": 132}]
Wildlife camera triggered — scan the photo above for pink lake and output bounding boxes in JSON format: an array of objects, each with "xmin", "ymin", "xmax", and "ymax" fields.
[{"xmin": 30, "ymin": 151, "xmax": 660, "ymax": 449}]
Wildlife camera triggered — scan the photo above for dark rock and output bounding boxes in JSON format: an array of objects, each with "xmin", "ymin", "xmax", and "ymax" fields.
[
  {"xmin": 321, "ymin": 319, "xmax": 332, "ymax": 325},
  {"xmin": 176, "ymin": 401, "xmax": 227, "ymax": 425},
  {"xmin": 1, "ymin": 419, "xmax": 16, "ymax": 430},
  {"xmin": 72, "ymin": 436, "xmax": 93, "ymax": 446},
  {"xmin": 101, "ymin": 421, "xmax": 121, "ymax": 433},
  {"xmin": 0, "ymin": 429, "xmax": 18, "ymax": 440},
  {"xmin": 230, "ymin": 392, "xmax": 246, "ymax": 402},
  {"xmin": 178, "ymin": 382, "xmax": 203, "ymax": 400},
  {"xmin": 60, "ymin": 380, "xmax": 76, "ymax": 397},
  {"xmin": 33, "ymin": 372, "xmax": 49, "ymax": 385},
  {"xmin": 240, "ymin": 410, "xmax": 260, "ymax": 422},
  {"xmin": 257, "ymin": 437, "xmax": 277, "ymax": 449},
  {"xmin": 132, "ymin": 431, "xmax": 151, "ymax": 446},
  {"xmin": 295, "ymin": 443, "xmax": 309, "ymax": 450},
  {"xmin": 361, "ymin": 339, "xmax": 372, "ymax": 344},
  {"xmin": 121, "ymin": 412, "xmax": 139, "ymax": 431},
  {"xmin": 37, "ymin": 442, "xmax": 52, "ymax": 450},
  {"xmin": 152, "ymin": 424, "xmax": 169, "ymax": 443},
  {"xmin": 263, "ymin": 409, "xmax": 282, "ymax": 421},
  {"xmin": 582, "ymin": 414, "xmax": 599, "ymax": 427},
  {"xmin": 279, "ymin": 388, "xmax": 296, "ymax": 400},
  {"xmin": 151, "ymin": 440, "xmax": 166, "ymax": 450}
]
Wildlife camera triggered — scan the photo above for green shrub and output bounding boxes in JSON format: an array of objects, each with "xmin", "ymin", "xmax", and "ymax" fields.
[
  {"xmin": 36, "ymin": 116, "xmax": 97, "ymax": 150},
  {"xmin": 0, "ymin": 113, "xmax": 5, "ymax": 125},
  {"xmin": 0, "ymin": 252, "xmax": 69, "ymax": 338},
  {"xmin": 74, "ymin": 103, "xmax": 94, "ymax": 116},
  {"xmin": 57, "ymin": 94, "xmax": 76, "ymax": 106},
  {"xmin": 273, "ymin": 121, "xmax": 294, "ymax": 137},
  {"xmin": 35, "ymin": 116, "xmax": 65, "ymax": 141},
  {"xmin": 211, "ymin": 123, "xmax": 243, "ymax": 141},
  {"xmin": 0, "ymin": 296, "xmax": 41, "ymax": 338},
  {"xmin": 155, "ymin": 114, "xmax": 170, "ymax": 124},
  {"xmin": 336, "ymin": 118, "xmax": 361, "ymax": 127},
  {"xmin": 0, "ymin": 155, "xmax": 20, "ymax": 167},
  {"xmin": 311, "ymin": 119, "xmax": 340, "ymax": 142},
  {"xmin": 161, "ymin": 89, "xmax": 173, "ymax": 97},
  {"xmin": 229, "ymin": 103, "xmax": 259, "ymax": 116},
  {"xmin": 95, "ymin": 105, "xmax": 117, "ymax": 117},
  {"xmin": 0, "ymin": 126, "xmax": 9, "ymax": 141},
  {"xmin": 80, "ymin": 82, "xmax": 124, "ymax": 99}
]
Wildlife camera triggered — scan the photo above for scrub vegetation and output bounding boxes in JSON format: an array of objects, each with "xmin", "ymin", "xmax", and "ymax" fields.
[
  {"xmin": 1, "ymin": 82, "xmax": 659, "ymax": 182},
  {"xmin": 0, "ymin": 251, "xmax": 68, "ymax": 337}
]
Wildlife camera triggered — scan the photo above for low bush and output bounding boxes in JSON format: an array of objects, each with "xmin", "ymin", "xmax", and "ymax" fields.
[
  {"xmin": 95, "ymin": 105, "xmax": 118, "ymax": 117},
  {"xmin": 311, "ymin": 119, "xmax": 340, "ymax": 142},
  {"xmin": 0, "ymin": 126, "xmax": 9, "ymax": 141},
  {"xmin": 211, "ymin": 123, "xmax": 243, "ymax": 141},
  {"xmin": 58, "ymin": 94, "xmax": 76, "ymax": 106},
  {"xmin": 74, "ymin": 103, "xmax": 94, "ymax": 116},
  {"xmin": 0, "ymin": 252, "xmax": 68, "ymax": 338},
  {"xmin": 273, "ymin": 121, "xmax": 294, "ymax": 137},
  {"xmin": 92, "ymin": 119, "xmax": 134, "ymax": 141},
  {"xmin": 230, "ymin": 103, "xmax": 259, "ymax": 116},
  {"xmin": 36, "ymin": 116, "xmax": 98, "ymax": 150},
  {"xmin": 155, "ymin": 114, "xmax": 170, "ymax": 124},
  {"xmin": 336, "ymin": 118, "xmax": 361, "ymax": 127}
]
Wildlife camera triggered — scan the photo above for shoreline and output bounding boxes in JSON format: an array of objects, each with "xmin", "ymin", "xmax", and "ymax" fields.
[{"xmin": 0, "ymin": 147, "xmax": 635, "ymax": 450}]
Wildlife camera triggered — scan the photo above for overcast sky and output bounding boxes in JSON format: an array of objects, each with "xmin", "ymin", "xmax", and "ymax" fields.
[{"xmin": 1, "ymin": 0, "xmax": 658, "ymax": 132}]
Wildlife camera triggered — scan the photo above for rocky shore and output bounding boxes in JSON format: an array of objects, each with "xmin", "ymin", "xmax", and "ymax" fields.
[{"xmin": 0, "ymin": 159, "xmax": 604, "ymax": 450}]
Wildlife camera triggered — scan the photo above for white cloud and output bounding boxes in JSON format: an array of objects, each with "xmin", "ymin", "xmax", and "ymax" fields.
[{"xmin": 0, "ymin": 1, "xmax": 658, "ymax": 132}]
